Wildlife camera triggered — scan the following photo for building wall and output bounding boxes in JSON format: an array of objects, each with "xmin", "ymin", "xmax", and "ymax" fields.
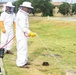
[
  {"xmin": 0, "ymin": 2, "xmax": 6, "ymax": 12},
  {"xmin": 52, "ymin": 2, "xmax": 63, "ymax": 17},
  {"xmin": 53, "ymin": 6, "xmax": 63, "ymax": 17}
]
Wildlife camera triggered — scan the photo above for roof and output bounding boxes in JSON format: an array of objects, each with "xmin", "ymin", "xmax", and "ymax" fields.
[
  {"xmin": 51, "ymin": 2, "xmax": 63, "ymax": 6},
  {"xmin": 0, "ymin": 2, "xmax": 7, "ymax": 4},
  {"xmin": 0, "ymin": 2, "xmax": 6, "ymax": 7}
]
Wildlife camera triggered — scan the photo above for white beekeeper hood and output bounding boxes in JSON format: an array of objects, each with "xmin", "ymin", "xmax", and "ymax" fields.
[
  {"xmin": 20, "ymin": 2, "xmax": 33, "ymax": 9},
  {"xmin": 2, "ymin": 2, "xmax": 15, "ymax": 12},
  {"xmin": 6, "ymin": 2, "xmax": 15, "ymax": 7}
]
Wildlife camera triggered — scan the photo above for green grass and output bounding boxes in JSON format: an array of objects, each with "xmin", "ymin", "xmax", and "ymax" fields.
[{"xmin": 2, "ymin": 17, "xmax": 76, "ymax": 75}]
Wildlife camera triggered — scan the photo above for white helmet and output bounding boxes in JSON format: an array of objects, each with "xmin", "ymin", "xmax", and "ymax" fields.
[
  {"xmin": 6, "ymin": 2, "xmax": 15, "ymax": 8},
  {"xmin": 20, "ymin": 2, "xmax": 33, "ymax": 9}
]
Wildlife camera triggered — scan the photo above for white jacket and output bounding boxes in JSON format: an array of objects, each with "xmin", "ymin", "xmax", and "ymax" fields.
[
  {"xmin": 16, "ymin": 9, "xmax": 31, "ymax": 35},
  {"xmin": 0, "ymin": 12, "xmax": 15, "ymax": 31}
]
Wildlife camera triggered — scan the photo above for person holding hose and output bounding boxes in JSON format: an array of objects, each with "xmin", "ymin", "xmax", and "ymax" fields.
[
  {"xmin": 15, "ymin": 1, "xmax": 36, "ymax": 68},
  {"xmin": 0, "ymin": 2, "xmax": 15, "ymax": 54}
]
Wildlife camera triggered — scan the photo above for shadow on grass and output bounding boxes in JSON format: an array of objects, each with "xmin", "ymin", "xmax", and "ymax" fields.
[
  {"xmin": 28, "ymin": 47, "xmax": 55, "ymax": 62},
  {"xmin": 28, "ymin": 47, "xmax": 48, "ymax": 61}
]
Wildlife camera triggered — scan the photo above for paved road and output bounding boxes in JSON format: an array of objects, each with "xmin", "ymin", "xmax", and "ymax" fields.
[{"xmin": 48, "ymin": 17, "xmax": 76, "ymax": 21}]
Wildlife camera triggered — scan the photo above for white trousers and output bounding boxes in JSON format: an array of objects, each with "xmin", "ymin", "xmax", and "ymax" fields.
[
  {"xmin": 0, "ymin": 30, "xmax": 14, "ymax": 51},
  {"xmin": 16, "ymin": 32, "xmax": 28, "ymax": 66}
]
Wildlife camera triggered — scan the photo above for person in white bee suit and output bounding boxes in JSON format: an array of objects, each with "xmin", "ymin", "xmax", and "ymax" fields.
[
  {"xmin": 0, "ymin": 2, "xmax": 15, "ymax": 54},
  {"xmin": 16, "ymin": 1, "xmax": 36, "ymax": 68}
]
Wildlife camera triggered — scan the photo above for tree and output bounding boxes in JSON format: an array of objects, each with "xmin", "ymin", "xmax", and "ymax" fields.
[
  {"xmin": 13, "ymin": 0, "xmax": 54, "ymax": 16},
  {"xmin": 32, "ymin": 0, "xmax": 54, "ymax": 16},
  {"xmin": 59, "ymin": 2, "xmax": 71, "ymax": 15},
  {"xmin": 72, "ymin": 3, "xmax": 76, "ymax": 14}
]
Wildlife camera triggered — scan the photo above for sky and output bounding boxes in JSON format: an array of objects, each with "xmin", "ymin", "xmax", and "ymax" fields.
[
  {"xmin": 52, "ymin": 0, "xmax": 76, "ymax": 3},
  {"xmin": 0, "ymin": 0, "xmax": 76, "ymax": 3},
  {"xmin": 0, "ymin": 0, "xmax": 15, "ymax": 2}
]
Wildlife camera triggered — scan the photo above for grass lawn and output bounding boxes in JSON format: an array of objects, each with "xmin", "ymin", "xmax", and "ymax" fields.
[{"xmin": 2, "ymin": 17, "xmax": 76, "ymax": 75}]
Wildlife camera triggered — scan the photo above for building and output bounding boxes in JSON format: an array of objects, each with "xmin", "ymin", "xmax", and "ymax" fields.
[
  {"xmin": 0, "ymin": 2, "xmax": 6, "ymax": 12},
  {"xmin": 51, "ymin": 2, "xmax": 63, "ymax": 16}
]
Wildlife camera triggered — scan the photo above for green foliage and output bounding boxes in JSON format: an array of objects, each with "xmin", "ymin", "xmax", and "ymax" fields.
[
  {"xmin": 13, "ymin": 0, "xmax": 54, "ymax": 16},
  {"xmin": 32, "ymin": 0, "xmax": 54, "ymax": 16},
  {"xmin": 59, "ymin": 2, "xmax": 71, "ymax": 15},
  {"xmin": 72, "ymin": 3, "xmax": 76, "ymax": 14}
]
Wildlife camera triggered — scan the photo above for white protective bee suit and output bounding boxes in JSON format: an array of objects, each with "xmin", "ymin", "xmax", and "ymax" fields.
[
  {"xmin": 16, "ymin": 9, "xmax": 31, "ymax": 66},
  {"xmin": 0, "ymin": 2, "xmax": 15, "ymax": 51},
  {"xmin": 15, "ymin": 2, "xmax": 35, "ymax": 66}
]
